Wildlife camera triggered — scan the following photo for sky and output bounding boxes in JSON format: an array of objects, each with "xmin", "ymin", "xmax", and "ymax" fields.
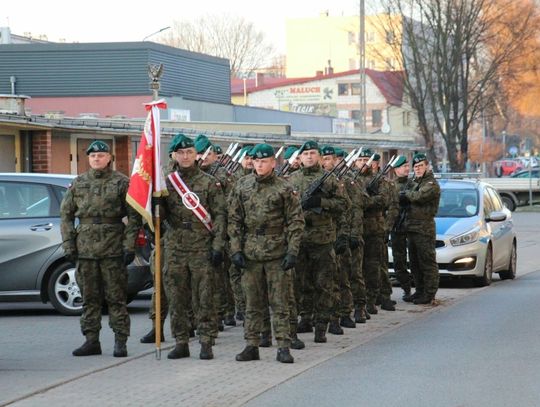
[{"xmin": 4, "ymin": 0, "xmax": 362, "ymax": 52}]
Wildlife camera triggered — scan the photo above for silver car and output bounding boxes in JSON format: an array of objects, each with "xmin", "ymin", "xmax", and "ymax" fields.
[
  {"xmin": 0, "ymin": 173, "xmax": 152, "ymax": 315},
  {"xmin": 390, "ymin": 179, "xmax": 517, "ymax": 286}
]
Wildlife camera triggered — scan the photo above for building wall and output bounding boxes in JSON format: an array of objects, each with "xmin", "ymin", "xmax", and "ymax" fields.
[{"xmin": 286, "ymin": 14, "xmax": 403, "ymax": 77}]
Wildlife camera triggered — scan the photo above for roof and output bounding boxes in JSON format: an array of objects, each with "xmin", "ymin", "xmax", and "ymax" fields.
[{"xmin": 231, "ymin": 69, "xmax": 405, "ymax": 106}]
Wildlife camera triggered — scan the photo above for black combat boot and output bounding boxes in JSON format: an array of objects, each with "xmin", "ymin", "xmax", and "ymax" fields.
[
  {"xmin": 140, "ymin": 322, "xmax": 165, "ymax": 344},
  {"xmin": 375, "ymin": 295, "xmax": 383, "ymax": 306},
  {"xmin": 366, "ymin": 303, "xmax": 378, "ymax": 315},
  {"xmin": 328, "ymin": 319, "xmax": 344, "ymax": 335},
  {"xmin": 189, "ymin": 328, "xmax": 195, "ymax": 338},
  {"xmin": 314, "ymin": 324, "xmax": 327, "ymax": 343},
  {"xmin": 235, "ymin": 345, "xmax": 260, "ymax": 361},
  {"xmin": 199, "ymin": 342, "xmax": 214, "ymax": 360},
  {"xmin": 276, "ymin": 348, "xmax": 294, "ymax": 363},
  {"xmin": 259, "ymin": 332, "xmax": 273, "ymax": 347},
  {"xmin": 217, "ymin": 318, "xmax": 224, "ymax": 332},
  {"xmin": 235, "ymin": 311, "xmax": 245, "ymax": 321},
  {"xmin": 168, "ymin": 343, "xmax": 190, "ymax": 359},
  {"xmin": 297, "ymin": 318, "xmax": 313, "ymax": 333},
  {"xmin": 72, "ymin": 339, "xmax": 102, "ymax": 357},
  {"xmin": 413, "ymin": 295, "xmax": 433, "ymax": 305},
  {"xmin": 354, "ymin": 306, "xmax": 368, "ymax": 323},
  {"xmin": 340, "ymin": 315, "xmax": 356, "ymax": 328},
  {"xmin": 290, "ymin": 325, "xmax": 305, "ymax": 350},
  {"xmin": 381, "ymin": 299, "xmax": 396, "ymax": 311},
  {"xmin": 113, "ymin": 337, "xmax": 128, "ymax": 358},
  {"xmin": 402, "ymin": 288, "xmax": 413, "ymax": 302},
  {"xmin": 224, "ymin": 314, "xmax": 236, "ymax": 327},
  {"xmin": 404, "ymin": 291, "xmax": 422, "ymax": 303}
]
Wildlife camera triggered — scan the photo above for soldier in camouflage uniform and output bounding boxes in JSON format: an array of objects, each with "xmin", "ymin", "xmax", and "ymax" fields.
[
  {"xmin": 161, "ymin": 134, "xmax": 227, "ymax": 360},
  {"xmin": 61, "ymin": 140, "xmax": 141, "ymax": 358},
  {"xmin": 289, "ymin": 140, "xmax": 349, "ymax": 343},
  {"xmin": 229, "ymin": 144, "xmax": 304, "ymax": 363},
  {"xmin": 401, "ymin": 153, "xmax": 441, "ymax": 304},
  {"xmin": 386, "ymin": 156, "xmax": 413, "ymax": 301},
  {"xmin": 195, "ymin": 135, "xmax": 236, "ymax": 329}
]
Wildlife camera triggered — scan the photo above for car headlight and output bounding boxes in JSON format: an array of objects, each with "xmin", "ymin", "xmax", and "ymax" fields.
[{"xmin": 450, "ymin": 228, "xmax": 479, "ymax": 246}]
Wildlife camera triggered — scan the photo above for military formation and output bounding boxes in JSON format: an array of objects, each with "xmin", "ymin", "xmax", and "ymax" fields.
[{"xmin": 60, "ymin": 137, "xmax": 440, "ymax": 362}]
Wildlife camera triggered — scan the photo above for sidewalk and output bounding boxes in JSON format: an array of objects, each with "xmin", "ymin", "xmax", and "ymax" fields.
[{"xmin": 5, "ymin": 286, "xmax": 478, "ymax": 407}]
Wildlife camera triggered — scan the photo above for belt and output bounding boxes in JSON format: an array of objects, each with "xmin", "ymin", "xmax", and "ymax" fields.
[
  {"xmin": 79, "ymin": 217, "xmax": 123, "ymax": 224},
  {"xmin": 364, "ymin": 210, "xmax": 383, "ymax": 219},
  {"xmin": 247, "ymin": 225, "xmax": 284, "ymax": 236},
  {"xmin": 174, "ymin": 221, "xmax": 207, "ymax": 231},
  {"xmin": 305, "ymin": 218, "xmax": 331, "ymax": 227}
]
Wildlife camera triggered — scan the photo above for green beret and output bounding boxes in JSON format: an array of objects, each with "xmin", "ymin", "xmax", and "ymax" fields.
[
  {"xmin": 213, "ymin": 144, "xmax": 223, "ymax": 154},
  {"xmin": 169, "ymin": 134, "xmax": 194, "ymax": 152},
  {"xmin": 321, "ymin": 145, "xmax": 336, "ymax": 156},
  {"xmin": 239, "ymin": 145, "xmax": 254, "ymax": 158},
  {"xmin": 359, "ymin": 148, "xmax": 373, "ymax": 158},
  {"xmin": 373, "ymin": 153, "xmax": 381, "ymax": 162},
  {"xmin": 284, "ymin": 146, "xmax": 299, "ymax": 160},
  {"xmin": 194, "ymin": 134, "xmax": 212, "ymax": 154},
  {"xmin": 299, "ymin": 140, "xmax": 319, "ymax": 154},
  {"xmin": 86, "ymin": 140, "xmax": 110, "ymax": 155},
  {"xmin": 412, "ymin": 153, "xmax": 427, "ymax": 165},
  {"xmin": 393, "ymin": 155, "xmax": 408, "ymax": 168},
  {"xmin": 334, "ymin": 148, "xmax": 346, "ymax": 158},
  {"xmin": 251, "ymin": 143, "xmax": 275, "ymax": 159}
]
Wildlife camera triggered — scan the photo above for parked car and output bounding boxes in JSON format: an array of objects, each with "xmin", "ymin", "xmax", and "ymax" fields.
[
  {"xmin": 494, "ymin": 160, "xmax": 523, "ymax": 177},
  {"xmin": 0, "ymin": 173, "xmax": 152, "ymax": 315},
  {"xmin": 389, "ymin": 179, "xmax": 517, "ymax": 286},
  {"xmin": 510, "ymin": 169, "xmax": 540, "ymax": 178}
]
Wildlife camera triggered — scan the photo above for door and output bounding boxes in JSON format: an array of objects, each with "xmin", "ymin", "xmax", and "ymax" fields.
[
  {"xmin": 76, "ymin": 139, "xmax": 93, "ymax": 174},
  {"xmin": 0, "ymin": 135, "xmax": 16, "ymax": 172},
  {"xmin": 486, "ymin": 187, "xmax": 513, "ymax": 270}
]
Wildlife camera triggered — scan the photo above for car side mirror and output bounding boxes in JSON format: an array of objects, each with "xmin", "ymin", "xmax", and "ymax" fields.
[{"xmin": 486, "ymin": 211, "xmax": 507, "ymax": 222}]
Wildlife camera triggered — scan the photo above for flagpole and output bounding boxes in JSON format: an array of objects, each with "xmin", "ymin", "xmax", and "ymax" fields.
[{"xmin": 150, "ymin": 64, "xmax": 163, "ymax": 360}]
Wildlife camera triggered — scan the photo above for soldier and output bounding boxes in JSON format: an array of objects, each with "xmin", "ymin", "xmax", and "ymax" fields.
[
  {"xmin": 161, "ymin": 134, "xmax": 227, "ymax": 360},
  {"xmin": 401, "ymin": 153, "xmax": 441, "ymax": 304},
  {"xmin": 229, "ymin": 143, "xmax": 304, "ymax": 363},
  {"xmin": 289, "ymin": 140, "xmax": 349, "ymax": 343},
  {"xmin": 387, "ymin": 156, "xmax": 413, "ymax": 301},
  {"xmin": 61, "ymin": 140, "xmax": 141, "ymax": 358}
]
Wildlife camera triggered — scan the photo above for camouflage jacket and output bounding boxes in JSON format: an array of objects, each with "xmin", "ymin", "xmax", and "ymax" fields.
[
  {"xmin": 201, "ymin": 162, "xmax": 232, "ymax": 196},
  {"xmin": 360, "ymin": 170, "xmax": 392, "ymax": 235},
  {"xmin": 163, "ymin": 163, "xmax": 227, "ymax": 253},
  {"xmin": 228, "ymin": 172, "xmax": 304, "ymax": 261},
  {"xmin": 336, "ymin": 173, "xmax": 365, "ymax": 240},
  {"xmin": 288, "ymin": 164, "xmax": 349, "ymax": 245},
  {"xmin": 60, "ymin": 167, "xmax": 141, "ymax": 259},
  {"xmin": 404, "ymin": 170, "xmax": 441, "ymax": 234},
  {"xmin": 387, "ymin": 175, "xmax": 409, "ymax": 233}
]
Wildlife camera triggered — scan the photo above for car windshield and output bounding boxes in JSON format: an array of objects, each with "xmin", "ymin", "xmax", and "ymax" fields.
[{"xmin": 437, "ymin": 188, "xmax": 479, "ymax": 218}]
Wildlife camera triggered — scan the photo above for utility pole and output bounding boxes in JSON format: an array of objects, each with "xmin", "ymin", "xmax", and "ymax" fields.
[{"xmin": 359, "ymin": 0, "xmax": 367, "ymax": 134}]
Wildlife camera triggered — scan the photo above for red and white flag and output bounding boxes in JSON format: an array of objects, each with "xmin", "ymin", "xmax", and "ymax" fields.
[{"xmin": 126, "ymin": 99, "xmax": 168, "ymax": 231}]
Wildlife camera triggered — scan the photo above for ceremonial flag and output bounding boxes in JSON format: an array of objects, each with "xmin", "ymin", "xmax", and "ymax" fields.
[{"xmin": 126, "ymin": 99, "xmax": 168, "ymax": 230}]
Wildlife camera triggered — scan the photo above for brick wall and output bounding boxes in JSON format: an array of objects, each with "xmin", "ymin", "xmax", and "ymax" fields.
[{"xmin": 32, "ymin": 130, "xmax": 52, "ymax": 173}]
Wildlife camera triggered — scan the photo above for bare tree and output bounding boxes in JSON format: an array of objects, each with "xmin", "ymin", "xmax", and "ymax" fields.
[
  {"xmin": 374, "ymin": 0, "xmax": 538, "ymax": 171},
  {"xmin": 158, "ymin": 14, "xmax": 275, "ymax": 78}
]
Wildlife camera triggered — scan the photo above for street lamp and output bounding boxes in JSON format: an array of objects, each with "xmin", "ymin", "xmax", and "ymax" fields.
[{"xmin": 142, "ymin": 26, "xmax": 171, "ymax": 41}]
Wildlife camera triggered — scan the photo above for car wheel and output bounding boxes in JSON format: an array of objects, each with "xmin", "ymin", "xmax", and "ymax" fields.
[
  {"xmin": 501, "ymin": 195, "xmax": 516, "ymax": 212},
  {"xmin": 499, "ymin": 241, "xmax": 517, "ymax": 280},
  {"xmin": 475, "ymin": 246, "xmax": 493, "ymax": 287},
  {"xmin": 48, "ymin": 262, "xmax": 83, "ymax": 316}
]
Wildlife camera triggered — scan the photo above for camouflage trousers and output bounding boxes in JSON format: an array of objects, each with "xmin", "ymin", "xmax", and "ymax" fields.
[
  {"xmin": 379, "ymin": 239, "xmax": 393, "ymax": 300},
  {"xmin": 350, "ymin": 240, "xmax": 367, "ymax": 308},
  {"xmin": 261, "ymin": 269, "xmax": 298, "ymax": 337},
  {"xmin": 164, "ymin": 250, "xmax": 216, "ymax": 345},
  {"xmin": 148, "ymin": 247, "xmax": 169, "ymax": 323},
  {"xmin": 391, "ymin": 231, "xmax": 411, "ymax": 291},
  {"xmin": 407, "ymin": 231, "xmax": 439, "ymax": 298},
  {"xmin": 229, "ymin": 263, "xmax": 246, "ymax": 314},
  {"xmin": 76, "ymin": 258, "xmax": 130, "ymax": 340},
  {"xmin": 242, "ymin": 259, "xmax": 291, "ymax": 348},
  {"xmin": 363, "ymin": 232, "xmax": 384, "ymax": 306},
  {"xmin": 296, "ymin": 242, "xmax": 336, "ymax": 325},
  {"xmin": 213, "ymin": 256, "xmax": 236, "ymax": 319},
  {"xmin": 334, "ymin": 247, "xmax": 354, "ymax": 318}
]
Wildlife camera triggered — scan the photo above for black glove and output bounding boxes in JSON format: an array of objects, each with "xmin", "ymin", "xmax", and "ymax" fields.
[
  {"xmin": 65, "ymin": 251, "xmax": 77, "ymax": 264},
  {"xmin": 211, "ymin": 250, "xmax": 223, "ymax": 266},
  {"xmin": 366, "ymin": 183, "xmax": 379, "ymax": 196},
  {"xmin": 231, "ymin": 252, "xmax": 247, "ymax": 269},
  {"xmin": 399, "ymin": 191, "xmax": 409, "ymax": 206},
  {"xmin": 302, "ymin": 195, "xmax": 321, "ymax": 210},
  {"xmin": 349, "ymin": 237, "xmax": 361, "ymax": 250},
  {"xmin": 123, "ymin": 251, "xmax": 135, "ymax": 266},
  {"xmin": 334, "ymin": 235, "xmax": 349, "ymax": 255},
  {"xmin": 281, "ymin": 254, "xmax": 297, "ymax": 271}
]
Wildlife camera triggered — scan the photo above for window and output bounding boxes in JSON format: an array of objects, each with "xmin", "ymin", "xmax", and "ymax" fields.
[
  {"xmin": 437, "ymin": 189, "xmax": 479, "ymax": 218},
  {"xmin": 0, "ymin": 182, "xmax": 54, "ymax": 219},
  {"xmin": 402, "ymin": 111, "xmax": 411, "ymax": 126},
  {"xmin": 385, "ymin": 58, "xmax": 395, "ymax": 70},
  {"xmin": 348, "ymin": 31, "xmax": 355, "ymax": 45},
  {"xmin": 486, "ymin": 187, "xmax": 503, "ymax": 211},
  {"xmin": 385, "ymin": 30, "xmax": 395, "ymax": 44},
  {"xmin": 351, "ymin": 110, "xmax": 362, "ymax": 120},
  {"xmin": 368, "ymin": 60, "xmax": 376, "ymax": 69},
  {"xmin": 366, "ymin": 32, "xmax": 375, "ymax": 42},
  {"xmin": 338, "ymin": 84, "xmax": 349, "ymax": 96},
  {"xmin": 351, "ymin": 83, "xmax": 361, "ymax": 95},
  {"xmin": 372, "ymin": 109, "xmax": 382, "ymax": 127}
]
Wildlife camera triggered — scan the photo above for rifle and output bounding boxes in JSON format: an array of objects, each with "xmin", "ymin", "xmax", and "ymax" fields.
[
  {"xmin": 274, "ymin": 146, "xmax": 284, "ymax": 160},
  {"xmin": 197, "ymin": 146, "xmax": 213, "ymax": 167},
  {"xmin": 209, "ymin": 142, "xmax": 239, "ymax": 176},
  {"xmin": 276, "ymin": 149, "xmax": 300, "ymax": 176},
  {"xmin": 300, "ymin": 149, "xmax": 358, "ymax": 214},
  {"xmin": 227, "ymin": 150, "xmax": 247, "ymax": 175},
  {"xmin": 352, "ymin": 154, "xmax": 376, "ymax": 181},
  {"xmin": 335, "ymin": 148, "xmax": 362, "ymax": 180},
  {"xmin": 393, "ymin": 176, "xmax": 423, "ymax": 233},
  {"xmin": 365, "ymin": 155, "xmax": 397, "ymax": 194}
]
